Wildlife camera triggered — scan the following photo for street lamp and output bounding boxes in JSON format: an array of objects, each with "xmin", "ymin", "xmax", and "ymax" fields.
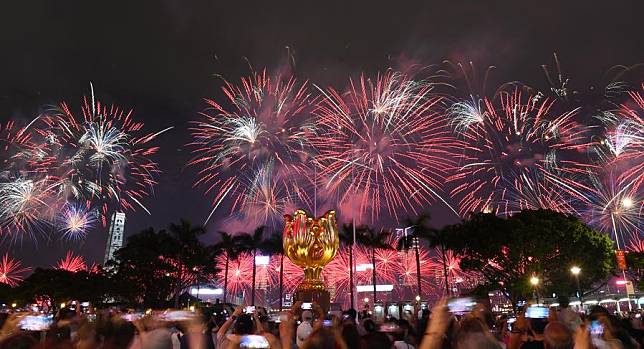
[
  {"xmin": 570, "ymin": 266, "xmax": 582, "ymax": 303},
  {"xmin": 530, "ymin": 276, "xmax": 540, "ymax": 304}
]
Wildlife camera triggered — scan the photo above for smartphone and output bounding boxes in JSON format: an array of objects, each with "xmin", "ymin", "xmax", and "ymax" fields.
[
  {"xmin": 239, "ymin": 334, "xmax": 270, "ymax": 348},
  {"xmin": 121, "ymin": 313, "xmax": 144, "ymax": 322},
  {"xmin": 162, "ymin": 310, "xmax": 195, "ymax": 321},
  {"xmin": 301, "ymin": 303, "xmax": 312, "ymax": 310},
  {"xmin": 322, "ymin": 319, "xmax": 333, "ymax": 327},
  {"xmin": 448, "ymin": 297, "xmax": 475, "ymax": 315},
  {"xmin": 19, "ymin": 315, "xmax": 53, "ymax": 331},
  {"xmin": 590, "ymin": 320, "xmax": 604, "ymax": 337},
  {"xmin": 244, "ymin": 306, "xmax": 256, "ymax": 314},
  {"xmin": 525, "ymin": 306, "xmax": 548, "ymax": 319}
]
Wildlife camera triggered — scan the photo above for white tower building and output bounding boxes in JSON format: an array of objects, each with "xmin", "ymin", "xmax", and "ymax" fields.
[{"xmin": 104, "ymin": 212, "xmax": 126, "ymax": 264}]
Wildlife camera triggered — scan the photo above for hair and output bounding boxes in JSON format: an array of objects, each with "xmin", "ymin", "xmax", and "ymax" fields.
[
  {"xmin": 557, "ymin": 296, "xmax": 570, "ymax": 308},
  {"xmin": 341, "ymin": 323, "xmax": 360, "ymax": 349},
  {"xmin": 455, "ymin": 333, "xmax": 502, "ymax": 349},
  {"xmin": 543, "ymin": 322, "xmax": 573, "ymax": 349},
  {"xmin": 361, "ymin": 332, "xmax": 392, "ymax": 349},
  {"xmin": 0, "ymin": 333, "xmax": 38, "ymax": 349},
  {"xmin": 362, "ymin": 318, "xmax": 377, "ymax": 333},
  {"xmin": 233, "ymin": 314, "xmax": 255, "ymax": 335},
  {"xmin": 301, "ymin": 327, "xmax": 347, "ymax": 349},
  {"xmin": 345, "ymin": 308, "xmax": 357, "ymax": 320},
  {"xmin": 529, "ymin": 318, "xmax": 548, "ymax": 335}
]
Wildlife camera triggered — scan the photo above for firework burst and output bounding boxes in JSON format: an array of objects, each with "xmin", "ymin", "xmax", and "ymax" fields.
[
  {"xmin": 314, "ymin": 70, "xmax": 460, "ymax": 221},
  {"xmin": 57, "ymin": 204, "xmax": 96, "ymax": 240},
  {"xmin": 56, "ymin": 251, "xmax": 87, "ymax": 273},
  {"xmin": 39, "ymin": 85, "xmax": 171, "ymax": 225},
  {"xmin": 448, "ymin": 88, "xmax": 592, "ymax": 216},
  {"xmin": 583, "ymin": 171, "xmax": 641, "ymax": 249},
  {"xmin": 0, "ymin": 254, "xmax": 30, "ymax": 286},
  {"xmin": 0, "ymin": 177, "xmax": 57, "ymax": 239},
  {"xmin": 189, "ymin": 70, "xmax": 316, "ymax": 225},
  {"xmin": 593, "ymin": 84, "xmax": 643, "ymax": 191}
]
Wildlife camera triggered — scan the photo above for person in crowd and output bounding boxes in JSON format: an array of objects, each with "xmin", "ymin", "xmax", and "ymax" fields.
[{"xmin": 556, "ymin": 297, "xmax": 581, "ymax": 333}]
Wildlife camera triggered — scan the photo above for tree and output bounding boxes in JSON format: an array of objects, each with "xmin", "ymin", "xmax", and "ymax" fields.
[
  {"xmin": 260, "ymin": 230, "xmax": 285, "ymax": 310},
  {"xmin": 237, "ymin": 226, "xmax": 266, "ymax": 306},
  {"xmin": 625, "ymin": 252, "xmax": 643, "ymax": 290},
  {"xmin": 111, "ymin": 222, "xmax": 218, "ymax": 308},
  {"xmin": 339, "ymin": 223, "xmax": 358, "ymax": 309},
  {"xmin": 356, "ymin": 226, "xmax": 392, "ymax": 306},
  {"xmin": 444, "ymin": 209, "xmax": 615, "ymax": 306},
  {"xmin": 213, "ymin": 232, "xmax": 247, "ymax": 304},
  {"xmin": 15, "ymin": 268, "xmax": 109, "ymax": 309},
  {"xmin": 397, "ymin": 213, "xmax": 434, "ymax": 300},
  {"xmin": 110, "ymin": 227, "xmax": 177, "ymax": 308},
  {"xmin": 167, "ymin": 219, "xmax": 218, "ymax": 307}
]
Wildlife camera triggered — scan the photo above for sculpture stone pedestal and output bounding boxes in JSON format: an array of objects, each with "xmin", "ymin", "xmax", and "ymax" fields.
[{"xmin": 293, "ymin": 289, "xmax": 331, "ymax": 314}]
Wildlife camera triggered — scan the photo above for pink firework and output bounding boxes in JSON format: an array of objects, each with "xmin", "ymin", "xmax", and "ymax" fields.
[
  {"xmin": 323, "ymin": 246, "xmax": 370, "ymax": 306},
  {"xmin": 56, "ymin": 251, "xmax": 87, "ymax": 273},
  {"xmin": 314, "ymin": 70, "xmax": 460, "ymax": 220},
  {"xmin": 39, "ymin": 86, "xmax": 171, "ymax": 225},
  {"xmin": 594, "ymin": 84, "xmax": 643, "ymax": 191},
  {"xmin": 215, "ymin": 253, "xmax": 254, "ymax": 301},
  {"xmin": 428, "ymin": 248, "xmax": 480, "ymax": 292},
  {"xmin": 267, "ymin": 256, "xmax": 303, "ymax": 294},
  {"xmin": 448, "ymin": 88, "xmax": 593, "ymax": 216},
  {"xmin": 394, "ymin": 245, "xmax": 435, "ymax": 298},
  {"xmin": 189, "ymin": 70, "xmax": 316, "ymax": 224},
  {"xmin": 0, "ymin": 254, "xmax": 30, "ymax": 286},
  {"xmin": 627, "ymin": 236, "xmax": 643, "ymax": 253}
]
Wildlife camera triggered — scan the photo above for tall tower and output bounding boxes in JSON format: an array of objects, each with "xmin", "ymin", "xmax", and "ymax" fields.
[{"xmin": 104, "ymin": 212, "xmax": 126, "ymax": 264}]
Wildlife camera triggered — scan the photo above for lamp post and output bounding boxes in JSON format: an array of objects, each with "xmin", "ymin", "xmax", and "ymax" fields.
[
  {"xmin": 570, "ymin": 266, "xmax": 582, "ymax": 303},
  {"xmin": 530, "ymin": 276, "xmax": 540, "ymax": 305}
]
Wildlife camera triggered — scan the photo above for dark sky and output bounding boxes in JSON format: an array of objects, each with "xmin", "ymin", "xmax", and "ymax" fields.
[{"xmin": 0, "ymin": 0, "xmax": 642, "ymax": 268}]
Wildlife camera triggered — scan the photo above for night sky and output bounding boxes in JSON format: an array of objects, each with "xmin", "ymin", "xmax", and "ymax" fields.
[{"xmin": 0, "ymin": 0, "xmax": 642, "ymax": 268}]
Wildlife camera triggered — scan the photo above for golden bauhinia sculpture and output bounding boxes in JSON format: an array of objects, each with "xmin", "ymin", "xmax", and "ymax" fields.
[{"xmin": 283, "ymin": 209, "xmax": 339, "ymax": 296}]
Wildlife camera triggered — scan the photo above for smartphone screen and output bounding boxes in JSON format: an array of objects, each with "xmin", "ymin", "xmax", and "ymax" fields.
[
  {"xmin": 122, "ymin": 313, "xmax": 144, "ymax": 322},
  {"xmin": 322, "ymin": 319, "xmax": 333, "ymax": 327},
  {"xmin": 244, "ymin": 306, "xmax": 256, "ymax": 314},
  {"xmin": 448, "ymin": 297, "xmax": 475, "ymax": 315},
  {"xmin": 162, "ymin": 310, "xmax": 194, "ymax": 321},
  {"xmin": 239, "ymin": 334, "xmax": 270, "ymax": 348},
  {"xmin": 590, "ymin": 320, "xmax": 604, "ymax": 337},
  {"xmin": 525, "ymin": 306, "xmax": 548, "ymax": 319},
  {"xmin": 19, "ymin": 315, "xmax": 53, "ymax": 331},
  {"xmin": 301, "ymin": 302, "xmax": 312, "ymax": 310}
]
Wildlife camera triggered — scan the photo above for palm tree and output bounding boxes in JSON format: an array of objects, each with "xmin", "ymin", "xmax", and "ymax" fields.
[
  {"xmin": 167, "ymin": 219, "xmax": 206, "ymax": 308},
  {"xmin": 356, "ymin": 226, "xmax": 392, "ymax": 306},
  {"xmin": 396, "ymin": 213, "xmax": 433, "ymax": 301},
  {"xmin": 214, "ymin": 232, "xmax": 247, "ymax": 305},
  {"xmin": 339, "ymin": 223, "xmax": 358, "ymax": 309},
  {"xmin": 237, "ymin": 226, "xmax": 266, "ymax": 306},
  {"xmin": 412, "ymin": 217, "xmax": 451, "ymax": 296},
  {"xmin": 260, "ymin": 231, "xmax": 285, "ymax": 310}
]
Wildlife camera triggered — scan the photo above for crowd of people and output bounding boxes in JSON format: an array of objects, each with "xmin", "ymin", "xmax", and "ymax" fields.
[{"xmin": 0, "ymin": 296, "xmax": 641, "ymax": 349}]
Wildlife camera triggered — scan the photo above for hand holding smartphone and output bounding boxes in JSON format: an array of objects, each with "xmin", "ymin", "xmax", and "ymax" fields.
[{"xmin": 525, "ymin": 306, "xmax": 548, "ymax": 319}]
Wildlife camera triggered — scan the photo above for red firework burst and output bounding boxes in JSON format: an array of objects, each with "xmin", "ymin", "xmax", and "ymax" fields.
[
  {"xmin": 0, "ymin": 254, "xmax": 30, "ymax": 286},
  {"xmin": 448, "ymin": 88, "xmax": 593, "ymax": 216},
  {"xmin": 215, "ymin": 253, "xmax": 254, "ymax": 301},
  {"xmin": 314, "ymin": 70, "xmax": 460, "ymax": 221},
  {"xmin": 189, "ymin": 70, "xmax": 315, "ymax": 225},
  {"xmin": 56, "ymin": 251, "xmax": 87, "ymax": 273}
]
